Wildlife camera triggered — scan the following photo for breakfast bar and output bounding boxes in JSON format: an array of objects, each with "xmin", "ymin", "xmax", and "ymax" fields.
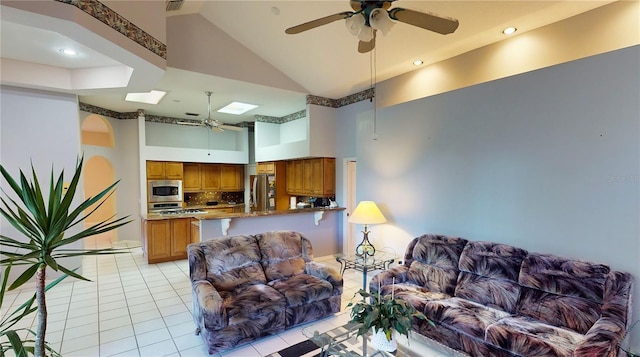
[{"xmin": 142, "ymin": 207, "xmax": 345, "ymax": 263}]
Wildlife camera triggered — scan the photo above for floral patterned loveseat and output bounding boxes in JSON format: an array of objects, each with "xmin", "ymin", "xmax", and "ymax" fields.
[
  {"xmin": 188, "ymin": 231, "xmax": 343, "ymax": 354},
  {"xmin": 371, "ymin": 234, "xmax": 633, "ymax": 357}
]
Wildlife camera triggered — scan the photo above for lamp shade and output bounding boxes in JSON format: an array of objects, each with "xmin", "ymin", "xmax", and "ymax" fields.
[{"xmin": 348, "ymin": 201, "xmax": 387, "ymax": 225}]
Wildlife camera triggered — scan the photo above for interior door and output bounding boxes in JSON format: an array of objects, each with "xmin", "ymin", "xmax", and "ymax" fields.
[{"xmin": 345, "ymin": 159, "xmax": 357, "ymax": 256}]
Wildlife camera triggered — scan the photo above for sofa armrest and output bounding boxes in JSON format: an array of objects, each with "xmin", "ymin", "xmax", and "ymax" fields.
[
  {"xmin": 305, "ymin": 261, "xmax": 343, "ymax": 296},
  {"xmin": 574, "ymin": 317, "xmax": 624, "ymax": 357},
  {"xmin": 369, "ymin": 266, "xmax": 410, "ymax": 293},
  {"xmin": 574, "ymin": 271, "xmax": 633, "ymax": 357},
  {"xmin": 188, "ymin": 243, "xmax": 207, "ymax": 282},
  {"xmin": 192, "ymin": 280, "xmax": 226, "ymax": 331}
]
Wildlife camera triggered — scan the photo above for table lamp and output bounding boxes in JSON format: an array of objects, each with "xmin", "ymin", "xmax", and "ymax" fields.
[{"xmin": 348, "ymin": 201, "xmax": 387, "ymax": 257}]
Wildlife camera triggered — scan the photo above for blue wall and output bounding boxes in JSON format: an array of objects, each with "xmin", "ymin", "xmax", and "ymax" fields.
[{"xmin": 337, "ymin": 46, "xmax": 640, "ymax": 321}]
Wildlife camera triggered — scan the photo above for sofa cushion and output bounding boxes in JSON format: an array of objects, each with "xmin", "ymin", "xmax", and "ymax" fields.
[
  {"xmin": 269, "ymin": 274, "xmax": 333, "ymax": 307},
  {"xmin": 219, "ymin": 283, "xmax": 286, "ymax": 326},
  {"xmin": 257, "ymin": 231, "xmax": 311, "ymax": 281},
  {"xmin": 380, "ymin": 283, "xmax": 450, "ymax": 313},
  {"xmin": 517, "ymin": 287, "xmax": 602, "ymax": 335},
  {"xmin": 455, "ymin": 241, "xmax": 527, "ymax": 313},
  {"xmin": 407, "ymin": 234, "xmax": 467, "ymax": 267},
  {"xmin": 201, "ymin": 235, "xmax": 267, "ymax": 291},
  {"xmin": 517, "ymin": 253, "xmax": 609, "ymax": 334},
  {"xmin": 407, "ymin": 261, "xmax": 460, "ymax": 296},
  {"xmin": 485, "ymin": 316, "xmax": 585, "ymax": 357},
  {"xmin": 407, "ymin": 234, "xmax": 467, "ymax": 295},
  {"xmin": 424, "ymin": 297, "xmax": 511, "ymax": 340}
]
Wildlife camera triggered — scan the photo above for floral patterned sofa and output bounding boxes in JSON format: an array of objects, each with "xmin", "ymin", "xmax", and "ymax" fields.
[
  {"xmin": 371, "ymin": 234, "xmax": 633, "ymax": 357},
  {"xmin": 187, "ymin": 231, "xmax": 343, "ymax": 354}
]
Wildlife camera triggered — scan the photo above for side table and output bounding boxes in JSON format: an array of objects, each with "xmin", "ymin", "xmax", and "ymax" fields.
[{"xmin": 335, "ymin": 252, "xmax": 395, "ymax": 291}]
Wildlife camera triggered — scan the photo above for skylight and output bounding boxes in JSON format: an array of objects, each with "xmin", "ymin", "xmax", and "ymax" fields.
[{"xmin": 217, "ymin": 102, "xmax": 258, "ymax": 115}]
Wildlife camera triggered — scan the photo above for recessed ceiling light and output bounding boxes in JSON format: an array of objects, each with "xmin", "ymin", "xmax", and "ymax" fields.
[
  {"xmin": 502, "ymin": 27, "xmax": 517, "ymax": 35},
  {"xmin": 59, "ymin": 48, "xmax": 79, "ymax": 56},
  {"xmin": 217, "ymin": 102, "xmax": 258, "ymax": 115},
  {"xmin": 125, "ymin": 90, "xmax": 167, "ymax": 105},
  {"xmin": 413, "ymin": 60, "xmax": 423, "ymax": 66}
]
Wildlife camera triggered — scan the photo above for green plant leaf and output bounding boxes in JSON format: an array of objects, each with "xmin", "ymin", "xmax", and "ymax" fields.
[
  {"xmin": 57, "ymin": 264, "xmax": 91, "ymax": 282},
  {"xmin": 8, "ymin": 264, "xmax": 40, "ymax": 291},
  {"xmin": 4, "ymin": 330, "xmax": 27, "ymax": 357}
]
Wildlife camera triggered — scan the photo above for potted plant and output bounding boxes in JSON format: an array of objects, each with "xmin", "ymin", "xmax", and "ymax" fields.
[
  {"xmin": 0, "ymin": 157, "xmax": 130, "ymax": 356},
  {"xmin": 347, "ymin": 281, "xmax": 433, "ymax": 352}
]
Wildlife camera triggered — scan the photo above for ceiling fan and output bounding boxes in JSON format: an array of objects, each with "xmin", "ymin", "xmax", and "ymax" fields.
[
  {"xmin": 177, "ymin": 91, "xmax": 243, "ymax": 133},
  {"xmin": 285, "ymin": 0, "xmax": 459, "ymax": 53}
]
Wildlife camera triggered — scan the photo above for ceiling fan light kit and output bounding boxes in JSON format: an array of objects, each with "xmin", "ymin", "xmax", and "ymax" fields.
[{"xmin": 285, "ymin": 0, "xmax": 459, "ymax": 53}]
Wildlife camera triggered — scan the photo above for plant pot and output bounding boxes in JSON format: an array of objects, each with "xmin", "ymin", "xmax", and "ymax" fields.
[{"xmin": 370, "ymin": 329, "xmax": 397, "ymax": 352}]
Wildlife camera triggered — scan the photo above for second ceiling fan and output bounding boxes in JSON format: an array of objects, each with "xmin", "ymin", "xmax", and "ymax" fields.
[
  {"xmin": 177, "ymin": 91, "xmax": 243, "ymax": 133},
  {"xmin": 285, "ymin": 0, "xmax": 459, "ymax": 53}
]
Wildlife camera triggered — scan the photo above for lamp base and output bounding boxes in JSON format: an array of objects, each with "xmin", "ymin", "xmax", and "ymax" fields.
[{"xmin": 355, "ymin": 227, "xmax": 376, "ymax": 257}]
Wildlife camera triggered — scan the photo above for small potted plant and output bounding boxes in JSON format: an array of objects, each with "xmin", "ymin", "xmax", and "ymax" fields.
[{"xmin": 347, "ymin": 280, "xmax": 433, "ymax": 352}]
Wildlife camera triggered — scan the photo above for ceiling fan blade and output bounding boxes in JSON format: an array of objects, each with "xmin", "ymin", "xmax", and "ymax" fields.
[
  {"xmin": 388, "ymin": 8, "xmax": 459, "ymax": 35},
  {"xmin": 219, "ymin": 124, "xmax": 244, "ymax": 132},
  {"xmin": 176, "ymin": 121, "xmax": 204, "ymax": 126},
  {"xmin": 358, "ymin": 30, "xmax": 376, "ymax": 53},
  {"xmin": 285, "ymin": 11, "xmax": 353, "ymax": 34}
]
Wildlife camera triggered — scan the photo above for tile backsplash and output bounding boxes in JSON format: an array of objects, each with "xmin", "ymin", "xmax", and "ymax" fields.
[{"xmin": 184, "ymin": 192, "xmax": 244, "ymax": 206}]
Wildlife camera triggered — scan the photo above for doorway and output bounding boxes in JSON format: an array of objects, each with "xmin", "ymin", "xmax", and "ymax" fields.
[{"xmin": 343, "ymin": 158, "xmax": 357, "ymax": 255}]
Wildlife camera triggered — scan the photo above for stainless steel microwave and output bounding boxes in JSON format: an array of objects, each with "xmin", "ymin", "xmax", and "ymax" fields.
[{"xmin": 148, "ymin": 180, "xmax": 182, "ymax": 203}]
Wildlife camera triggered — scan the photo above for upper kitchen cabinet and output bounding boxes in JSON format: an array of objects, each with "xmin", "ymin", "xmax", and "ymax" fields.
[
  {"xmin": 287, "ymin": 158, "xmax": 335, "ymax": 197},
  {"xmin": 184, "ymin": 163, "xmax": 227, "ymax": 192},
  {"xmin": 146, "ymin": 161, "xmax": 183, "ymax": 180},
  {"xmin": 255, "ymin": 104, "xmax": 336, "ymax": 162},
  {"xmin": 220, "ymin": 165, "xmax": 244, "ymax": 191}
]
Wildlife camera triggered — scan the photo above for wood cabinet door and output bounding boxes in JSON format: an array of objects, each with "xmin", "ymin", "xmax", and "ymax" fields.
[
  {"xmin": 164, "ymin": 162, "xmax": 183, "ymax": 179},
  {"xmin": 146, "ymin": 161, "xmax": 165, "ymax": 180},
  {"xmin": 220, "ymin": 165, "xmax": 243, "ymax": 191},
  {"xmin": 302, "ymin": 159, "xmax": 314, "ymax": 194},
  {"xmin": 309, "ymin": 158, "xmax": 323, "ymax": 194},
  {"xmin": 201, "ymin": 164, "xmax": 221, "ymax": 190},
  {"xmin": 322, "ymin": 158, "xmax": 336, "ymax": 195},
  {"xmin": 286, "ymin": 161, "xmax": 296, "ymax": 194},
  {"xmin": 147, "ymin": 220, "xmax": 171, "ymax": 262},
  {"xmin": 170, "ymin": 218, "xmax": 191, "ymax": 259},
  {"xmin": 293, "ymin": 160, "xmax": 303, "ymax": 193},
  {"xmin": 183, "ymin": 163, "xmax": 201, "ymax": 191},
  {"xmin": 257, "ymin": 162, "xmax": 275, "ymax": 174},
  {"xmin": 190, "ymin": 219, "xmax": 200, "ymax": 244}
]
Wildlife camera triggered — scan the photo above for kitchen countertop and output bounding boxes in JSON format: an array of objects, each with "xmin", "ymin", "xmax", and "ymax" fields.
[{"xmin": 144, "ymin": 206, "xmax": 345, "ymax": 221}]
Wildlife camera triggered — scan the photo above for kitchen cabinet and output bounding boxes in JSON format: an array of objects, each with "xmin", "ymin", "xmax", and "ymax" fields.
[
  {"xmin": 146, "ymin": 161, "xmax": 183, "ymax": 180},
  {"xmin": 184, "ymin": 163, "xmax": 221, "ymax": 192},
  {"xmin": 143, "ymin": 218, "xmax": 191, "ymax": 263},
  {"xmin": 190, "ymin": 219, "xmax": 200, "ymax": 244},
  {"xmin": 183, "ymin": 163, "xmax": 201, "ymax": 191},
  {"xmin": 286, "ymin": 158, "xmax": 335, "ymax": 196},
  {"xmin": 201, "ymin": 164, "xmax": 221, "ymax": 190},
  {"xmin": 286, "ymin": 160, "xmax": 303, "ymax": 194},
  {"xmin": 257, "ymin": 162, "xmax": 275, "ymax": 174},
  {"xmin": 220, "ymin": 164, "xmax": 244, "ymax": 191}
]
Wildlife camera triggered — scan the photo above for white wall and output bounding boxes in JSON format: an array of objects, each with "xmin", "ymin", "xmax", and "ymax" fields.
[
  {"xmin": 145, "ymin": 122, "xmax": 239, "ymax": 150},
  {"xmin": 338, "ymin": 46, "xmax": 640, "ymax": 321},
  {"xmin": 0, "ymin": 86, "xmax": 83, "ymax": 279}
]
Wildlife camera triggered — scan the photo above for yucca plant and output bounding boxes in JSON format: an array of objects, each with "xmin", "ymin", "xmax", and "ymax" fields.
[{"xmin": 0, "ymin": 157, "xmax": 130, "ymax": 356}]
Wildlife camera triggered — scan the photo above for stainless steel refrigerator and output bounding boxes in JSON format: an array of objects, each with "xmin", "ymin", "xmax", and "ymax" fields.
[{"xmin": 251, "ymin": 174, "xmax": 276, "ymax": 211}]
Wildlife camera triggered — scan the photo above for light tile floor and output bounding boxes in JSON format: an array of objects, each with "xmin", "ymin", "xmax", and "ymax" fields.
[{"xmin": 2, "ymin": 236, "xmax": 452, "ymax": 357}]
